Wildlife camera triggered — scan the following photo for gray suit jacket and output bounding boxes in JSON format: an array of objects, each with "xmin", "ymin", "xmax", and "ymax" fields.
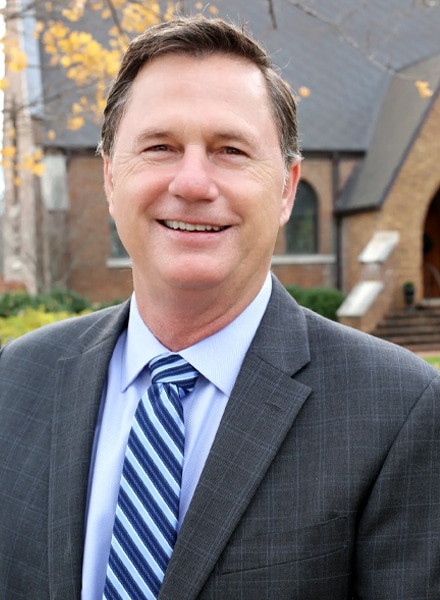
[{"xmin": 1, "ymin": 277, "xmax": 440, "ymax": 599}]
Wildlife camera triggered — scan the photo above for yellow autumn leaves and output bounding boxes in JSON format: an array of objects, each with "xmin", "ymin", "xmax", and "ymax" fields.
[
  {"xmin": 0, "ymin": 0, "xmax": 173, "ymax": 184},
  {"xmin": 1, "ymin": 142, "xmax": 45, "ymax": 185},
  {"xmin": 3, "ymin": 39, "xmax": 27, "ymax": 74},
  {"xmin": 1, "ymin": 0, "xmax": 220, "ymax": 149},
  {"xmin": 415, "ymin": 80, "xmax": 433, "ymax": 99},
  {"xmin": 35, "ymin": 0, "xmax": 216, "ymax": 135},
  {"xmin": 41, "ymin": 21, "xmax": 122, "ymax": 127}
]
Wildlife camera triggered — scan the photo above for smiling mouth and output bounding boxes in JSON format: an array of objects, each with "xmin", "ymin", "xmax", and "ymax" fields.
[{"xmin": 161, "ymin": 220, "xmax": 228, "ymax": 232}]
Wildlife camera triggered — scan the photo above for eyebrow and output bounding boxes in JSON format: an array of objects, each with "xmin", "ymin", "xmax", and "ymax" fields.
[
  {"xmin": 214, "ymin": 130, "xmax": 257, "ymax": 147},
  {"xmin": 133, "ymin": 129, "xmax": 173, "ymax": 147},
  {"xmin": 132, "ymin": 128, "xmax": 258, "ymax": 148}
]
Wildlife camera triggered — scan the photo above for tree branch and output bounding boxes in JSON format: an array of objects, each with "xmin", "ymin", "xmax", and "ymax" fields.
[
  {"xmin": 285, "ymin": 0, "xmax": 436, "ymax": 82},
  {"xmin": 104, "ymin": 0, "xmax": 127, "ymax": 42},
  {"xmin": 268, "ymin": 0, "xmax": 278, "ymax": 28}
]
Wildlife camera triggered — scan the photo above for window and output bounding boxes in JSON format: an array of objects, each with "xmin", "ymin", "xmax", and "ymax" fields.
[
  {"xmin": 109, "ymin": 218, "xmax": 129, "ymax": 259},
  {"xmin": 286, "ymin": 180, "xmax": 318, "ymax": 254}
]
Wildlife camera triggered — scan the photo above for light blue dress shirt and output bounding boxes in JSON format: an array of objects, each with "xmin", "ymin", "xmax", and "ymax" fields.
[{"xmin": 81, "ymin": 275, "xmax": 272, "ymax": 599}]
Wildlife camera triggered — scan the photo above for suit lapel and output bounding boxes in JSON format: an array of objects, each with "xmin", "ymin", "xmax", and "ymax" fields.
[
  {"xmin": 160, "ymin": 278, "xmax": 312, "ymax": 599},
  {"xmin": 48, "ymin": 303, "xmax": 129, "ymax": 597}
]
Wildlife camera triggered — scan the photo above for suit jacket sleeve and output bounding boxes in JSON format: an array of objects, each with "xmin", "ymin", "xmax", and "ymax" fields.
[{"xmin": 353, "ymin": 374, "xmax": 440, "ymax": 598}]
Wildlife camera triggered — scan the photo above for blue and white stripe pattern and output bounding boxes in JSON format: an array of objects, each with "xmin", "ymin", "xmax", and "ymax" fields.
[{"xmin": 103, "ymin": 354, "xmax": 199, "ymax": 600}]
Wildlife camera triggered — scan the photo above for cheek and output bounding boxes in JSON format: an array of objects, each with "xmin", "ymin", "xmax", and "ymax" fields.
[
  {"xmin": 257, "ymin": 195, "xmax": 288, "ymax": 230},
  {"xmin": 110, "ymin": 181, "xmax": 144, "ymax": 221},
  {"xmin": 113, "ymin": 169, "xmax": 168, "ymax": 212},
  {"xmin": 244, "ymin": 203, "xmax": 283, "ymax": 252}
]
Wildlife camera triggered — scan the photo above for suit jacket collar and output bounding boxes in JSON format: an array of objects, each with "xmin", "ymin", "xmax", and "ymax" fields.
[{"xmin": 160, "ymin": 276, "xmax": 312, "ymax": 599}]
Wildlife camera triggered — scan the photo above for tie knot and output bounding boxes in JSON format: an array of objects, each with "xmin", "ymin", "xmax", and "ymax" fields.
[{"xmin": 149, "ymin": 353, "xmax": 199, "ymax": 394}]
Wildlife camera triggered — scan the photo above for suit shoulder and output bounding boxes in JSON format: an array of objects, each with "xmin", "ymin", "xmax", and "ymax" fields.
[
  {"xmin": 300, "ymin": 304, "xmax": 440, "ymax": 385},
  {"xmin": 263, "ymin": 278, "xmax": 439, "ymax": 386}
]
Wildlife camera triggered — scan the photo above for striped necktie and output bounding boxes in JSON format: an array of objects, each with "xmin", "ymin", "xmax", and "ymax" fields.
[{"xmin": 103, "ymin": 353, "xmax": 199, "ymax": 599}]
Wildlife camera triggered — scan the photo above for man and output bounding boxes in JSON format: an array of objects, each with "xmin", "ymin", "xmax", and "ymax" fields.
[{"xmin": 1, "ymin": 16, "xmax": 440, "ymax": 600}]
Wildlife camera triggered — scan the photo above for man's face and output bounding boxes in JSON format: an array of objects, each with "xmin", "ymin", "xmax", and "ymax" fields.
[{"xmin": 104, "ymin": 53, "xmax": 299, "ymax": 305}]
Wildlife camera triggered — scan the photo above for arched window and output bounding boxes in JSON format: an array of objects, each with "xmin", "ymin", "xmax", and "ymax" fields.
[{"xmin": 286, "ymin": 180, "xmax": 319, "ymax": 254}]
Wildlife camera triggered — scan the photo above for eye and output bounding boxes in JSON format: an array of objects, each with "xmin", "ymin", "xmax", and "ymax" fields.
[
  {"xmin": 145, "ymin": 144, "xmax": 170, "ymax": 152},
  {"xmin": 223, "ymin": 146, "xmax": 244, "ymax": 155},
  {"xmin": 141, "ymin": 144, "xmax": 178, "ymax": 162}
]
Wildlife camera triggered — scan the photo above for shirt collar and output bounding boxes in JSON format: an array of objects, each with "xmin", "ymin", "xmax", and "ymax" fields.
[{"xmin": 121, "ymin": 274, "xmax": 272, "ymax": 396}]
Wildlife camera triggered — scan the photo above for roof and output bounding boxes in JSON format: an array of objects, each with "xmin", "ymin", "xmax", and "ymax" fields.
[
  {"xmin": 29, "ymin": 0, "xmax": 440, "ymax": 154},
  {"xmin": 337, "ymin": 53, "xmax": 440, "ymax": 213}
]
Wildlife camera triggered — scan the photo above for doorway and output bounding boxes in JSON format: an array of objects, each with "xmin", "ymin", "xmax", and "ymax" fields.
[{"xmin": 423, "ymin": 189, "xmax": 440, "ymax": 298}]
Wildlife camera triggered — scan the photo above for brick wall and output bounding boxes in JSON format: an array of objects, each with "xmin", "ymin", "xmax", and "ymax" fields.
[
  {"xmin": 66, "ymin": 152, "xmax": 133, "ymax": 303},
  {"xmin": 273, "ymin": 155, "xmax": 358, "ymax": 289},
  {"xmin": 343, "ymin": 94, "xmax": 440, "ymax": 309},
  {"xmin": 272, "ymin": 261, "xmax": 336, "ymax": 288}
]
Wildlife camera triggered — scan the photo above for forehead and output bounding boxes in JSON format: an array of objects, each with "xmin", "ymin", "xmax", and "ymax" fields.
[
  {"xmin": 124, "ymin": 53, "xmax": 274, "ymax": 125},
  {"xmin": 129, "ymin": 52, "xmax": 271, "ymax": 106},
  {"xmin": 112, "ymin": 53, "xmax": 283, "ymax": 158}
]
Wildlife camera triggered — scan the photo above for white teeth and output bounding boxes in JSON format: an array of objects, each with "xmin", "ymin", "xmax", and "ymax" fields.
[{"xmin": 164, "ymin": 220, "xmax": 223, "ymax": 232}]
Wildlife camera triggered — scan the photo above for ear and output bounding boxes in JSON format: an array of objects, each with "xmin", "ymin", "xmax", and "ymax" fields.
[
  {"xmin": 103, "ymin": 156, "xmax": 115, "ymax": 216},
  {"xmin": 280, "ymin": 161, "xmax": 301, "ymax": 227}
]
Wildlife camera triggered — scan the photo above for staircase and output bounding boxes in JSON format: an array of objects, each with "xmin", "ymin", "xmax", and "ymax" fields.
[{"xmin": 371, "ymin": 305, "xmax": 440, "ymax": 352}]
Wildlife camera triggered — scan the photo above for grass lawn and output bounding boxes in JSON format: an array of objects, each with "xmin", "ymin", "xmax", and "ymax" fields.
[{"xmin": 422, "ymin": 355, "xmax": 440, "ymax": 370}]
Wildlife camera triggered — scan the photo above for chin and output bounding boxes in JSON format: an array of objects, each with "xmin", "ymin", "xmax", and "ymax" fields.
[
  {"xmin": 169, "ymin": 275, "xmax": 227, "ymax": 292},
  {"xmin": 163, "ymin": 261, "xmax": 232, "ymax": 289},
  {"xmin": 172, "ymin": 268, "xmax": 233, "ymax": 289}
]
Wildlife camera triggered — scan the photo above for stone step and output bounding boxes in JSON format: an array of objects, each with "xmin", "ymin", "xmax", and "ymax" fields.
[
  {"xmin": 375, "ymin": 324, "xmax": 440, "ymax": 336},
  {"xmin": 376, "ymin": 313, "xmax": 440, "ymax": 322},
  {"xmin": 371, "ymin": 307, "xmax": 440, "ymax": 350}
]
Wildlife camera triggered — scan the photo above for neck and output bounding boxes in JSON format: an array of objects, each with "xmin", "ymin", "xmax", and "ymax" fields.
[{"xmin": 133, "ymin": 278, "xmax": 266, "ymax": 352}]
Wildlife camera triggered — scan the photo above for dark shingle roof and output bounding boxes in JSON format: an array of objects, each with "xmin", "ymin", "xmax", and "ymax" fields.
[
  {"xmin": 34, "ymin": 0, "xmax": 440, "ymax": 155},
  {"xmin": 337, "ymin": 54, "xmax": 440, "ymax": 213}
]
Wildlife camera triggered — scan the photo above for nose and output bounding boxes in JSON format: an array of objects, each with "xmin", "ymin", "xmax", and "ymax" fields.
[{"xmin": 168, "ymin": 147, "xmax": 218, "ymax": 202}]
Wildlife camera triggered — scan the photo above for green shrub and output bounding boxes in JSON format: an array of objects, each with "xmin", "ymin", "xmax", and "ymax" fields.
[
  {"xmin": 286, "ymin": 285, "xmax": 345, "ymax": 321},
  {"xmin": 0, "ymin": 288, "xmax": 93, "ymax": 317},
  {"xmin": 0, "ymin": 289, "xmax": 126, "ymax": 342},
  {"xmin": 38, "ymin": 288, "xmax": 93, "ymax": 314},
  {"xmin": 0, "ymin": 291, "xmax": 34, "ymax": 317}
]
